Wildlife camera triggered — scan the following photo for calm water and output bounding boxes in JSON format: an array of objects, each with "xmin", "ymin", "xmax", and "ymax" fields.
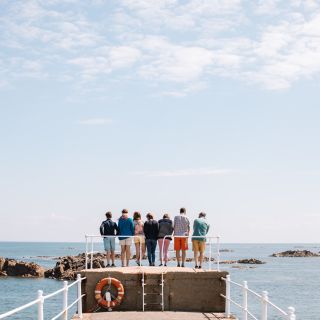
[{"xmin": 0, "ymin": 242, "xmax": 319, "ymax": 319}]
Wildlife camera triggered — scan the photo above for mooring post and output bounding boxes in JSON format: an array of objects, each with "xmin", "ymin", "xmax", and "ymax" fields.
[{"xmin": 37, "ymin": 290, "xmax": 44, "ymax": 320}]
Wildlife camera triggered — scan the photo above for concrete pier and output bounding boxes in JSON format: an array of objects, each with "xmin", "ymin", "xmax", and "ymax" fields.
[{"xmin": 80, "ymin": 266, "xmax": 228, "ymax": 313}]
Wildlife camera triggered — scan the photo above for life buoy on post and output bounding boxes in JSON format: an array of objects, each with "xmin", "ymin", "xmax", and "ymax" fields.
[{"xmin": 95, "ymin": 277, "xmax": 125, "ymax": 310}]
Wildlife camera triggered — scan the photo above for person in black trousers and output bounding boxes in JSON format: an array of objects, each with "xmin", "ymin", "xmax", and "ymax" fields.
[{"xmin": 143, "ymin": 213, "xmax": 159, "ymax": 266}]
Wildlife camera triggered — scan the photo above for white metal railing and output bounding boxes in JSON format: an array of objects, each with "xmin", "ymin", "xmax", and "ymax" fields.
[
  {"xmin": 221, "ymin": 275, "xmax": 296, "ymax": 320},
  {"xmin": 0, "ymin": 274, "xmax": 86, "ymax": 320},
  {"xmin": 85, "ymin": 234, "xmax": 220, "ymax": 270}
]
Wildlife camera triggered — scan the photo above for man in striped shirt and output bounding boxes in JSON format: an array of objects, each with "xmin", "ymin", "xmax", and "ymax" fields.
[{"xmin": 173, "ymin": 207, "xmax": 190, "ymax": 267}]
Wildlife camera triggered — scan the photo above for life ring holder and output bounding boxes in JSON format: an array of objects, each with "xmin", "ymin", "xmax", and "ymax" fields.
[{"xmin": 94, "ymin": 277, "xmax": 125, "ymax": 310}]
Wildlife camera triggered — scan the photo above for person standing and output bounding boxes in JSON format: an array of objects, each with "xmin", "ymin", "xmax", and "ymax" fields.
[
  {"xmin": 192, "ymin": 212, "xmax": 210, "ymax": 269},
  {"xmin": 143, "ymin": 213, "xmax": 159, "ymax": 266},
  {"xmin": 118, "ymin": 209, "xmax": 134, "ymax": 267},
  {"xmin": 100, "ymin": 212, "xmax": 119, "ymax": 267},
  {"xmin": 133, "ymin": 211, "xmax": 146, "ymax": 266},
  {"xmin": 173, "ymin": 207, "xmax": 190, "ymax": 267},
  {"xmin": 158, "ymin": 214, "xmax": 173, "ymax": 266}
]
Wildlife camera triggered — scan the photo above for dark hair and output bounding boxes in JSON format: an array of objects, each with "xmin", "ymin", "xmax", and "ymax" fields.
[
  {"xmin": 163, "ymin": 213, "xmax": 170, "ymax": 219},
  {"xmin": 199, "ymin": 212, "xmax": 206, "ymax": 218},
  {"xmin": 180, "ymin": 207, "xmax": 186, "ymax": 214},
  {"xmin": 106, "ymin": 212, "xmax": 112, "ymax": 219},
  {"xmin": 146, "ymin": 213, "xmax": 154, "ymax": 220},
  {"xmin": 122, "ymin": 209, "xmax": 128, "ymax": 214},
  {"xmin": 133, "ymin": 211, "xmax": 141, "ymax": 220}
]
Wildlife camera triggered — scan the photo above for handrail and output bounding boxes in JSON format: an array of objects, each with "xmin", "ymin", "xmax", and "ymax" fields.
[
  {"xmin": 221, "ymin": 275, "xmax": 296, "ymax": 320},
  {"xmin": 85, "ymin": 234, "xmax": 220, "ymax": 270},
  {"xmin": 0, "ymin": 274, "xmax": 86, "ymax": 320}
]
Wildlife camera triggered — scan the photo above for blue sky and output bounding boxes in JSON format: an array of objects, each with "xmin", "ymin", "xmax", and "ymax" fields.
[{"xmin": 1, "ymin": 0, "xmax": 320, "ymax": 242}]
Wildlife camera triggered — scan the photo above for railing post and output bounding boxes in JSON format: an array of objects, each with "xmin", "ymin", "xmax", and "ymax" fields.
[
  {"xmin": 85, "ymin": 235, "xmax": 88, "ymax": 270},
  {"xmin": 216, "ymin": 236, "xmax": 220, "ymax": 271},
  {"xmin": 225, "ymin": 275, "xmax": 231, "ymax": 318},
  {"xmin": 63, "ymin": 281, "xmax": 68, "ymax": 320},
  {"xmin": 261, "ymin": 291, "xmax": 268, "ymax": 320},
  {"xmin": 209, "ymin": 238, "xmax": 212, "ymax": 270},
  {"xmin": 242, "ymin": 281, "xmax": 248, "ymax": 320},
  {"xmin": 90, "ymin": 237, "xmax": 93, "ymax": 269},
  {"xmin": 287, "ymin": 307, "xmax": 296, "ymax": 320},
  {"xmin": 37, "ymin": 290, "xmax": 44, "ymax": 320},
  {"xmin": 77, "ymin": 274, "xmax": 83, "ymax": 318}
]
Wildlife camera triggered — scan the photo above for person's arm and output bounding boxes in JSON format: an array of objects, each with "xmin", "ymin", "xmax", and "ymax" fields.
[
  {"xmin": 206, "ymin": 223, "xmax": 210, "ymax": 235},
  {"xmin": 115, "ymin": 222, "xmax": 119, "ymax": 235},
  {"xmin": 130, "ymin": 219, "xmax": 134, "ymax": 235},
  {"xmin": 187, "ymin": 217, "xmax": 190, "ymax": 235},
  {"xmin": 99, "ymin": 222, "xmax": 104, "ymax": 236}
]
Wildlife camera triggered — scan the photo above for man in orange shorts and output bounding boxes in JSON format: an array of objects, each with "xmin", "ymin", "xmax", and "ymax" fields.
[{"xmin": 173, "ymin": 208, "xmax": 190, "ymax": 267}]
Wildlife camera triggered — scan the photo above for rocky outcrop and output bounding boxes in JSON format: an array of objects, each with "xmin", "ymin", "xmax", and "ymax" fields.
[
  {"xmin": 0, "ymin": 257, "xmax": 44, "ymax": 277},
  {"xmin": 271, "ymin": 250, "xmax": 320, "ymax": 257},
  {"xmin": 237, "ymin": 258, "xmax": 265, "ymax": 264},
  {"xmin": 45, "ymin": 253, "xmax": 108, "ymax": 280}
]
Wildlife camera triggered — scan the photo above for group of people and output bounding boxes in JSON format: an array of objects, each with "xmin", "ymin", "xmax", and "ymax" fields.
[{"xmin": 99, "ymin": 208, "xmax": 210, "ymax": 268}]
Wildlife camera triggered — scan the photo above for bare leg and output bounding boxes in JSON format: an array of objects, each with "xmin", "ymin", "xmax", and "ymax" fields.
[
  {"xmin": 176, "ymin": 250, "xmax": 181, "ymax": 266},
  {"xmin": 135, "ymin": 243, "xmax": 140, "ymax": 262},
  {"xmin": 142, "ymin": 243, "xmax": 146, "ymax": 259},
  {"xmin": 106, "ymin": 251, "xmax": 111, "ymax": 265},
  {"xmin": 111, "ymin": 251, "xmax": 115, "ymax": 265},
  {"xmin": 199, "ymin": 251, "xmax": 204, "ymax": 267},
  {"xmin": 121, "ymin": 245, "xmax": 126, "ymax": 267},
  {"xmin": 194, "ymin": 250, "xmax": 198, "ymax": 267},
  {"xmin": 182, "ymin": 250, "xmax": 186, "ymax": 266},
  {"xmin": 125, "ymin": 245, "xmax": 131, "ymax": 266}
]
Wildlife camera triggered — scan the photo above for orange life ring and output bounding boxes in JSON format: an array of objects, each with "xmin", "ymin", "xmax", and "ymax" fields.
[{"xmin": 94, "ymin": 277, "xmax": 125, "ymax": 309}]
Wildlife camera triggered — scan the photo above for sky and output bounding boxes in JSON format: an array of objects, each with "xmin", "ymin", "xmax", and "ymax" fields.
[{"xmin": 0, "ymin": 0, "xmax": 320, "ymax": 243}]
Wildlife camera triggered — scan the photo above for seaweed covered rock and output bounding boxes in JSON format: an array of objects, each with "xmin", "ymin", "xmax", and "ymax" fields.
[
  {"xmin": 271, "ymin": 250, "xmax": 320, "ymax": 257},
  {"xmin": 237, "ymin": 258, "xmax": 265, "ymax": 264},
  {"xmin": 45, "ymin": 253, "xmax": 107, "ymax": 280},
  {"xmin": 0, "ymin": 257, "xmax": 44, "ymax": 277}
]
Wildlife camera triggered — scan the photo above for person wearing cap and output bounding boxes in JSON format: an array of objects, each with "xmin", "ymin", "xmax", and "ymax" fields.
[
  {"xmin": 192, "ymin": 212, "xmax": 210, "ymax": 269},
  {"xmin": 118, "ymin": 209, "xmax": 134, "ymax": 267}
]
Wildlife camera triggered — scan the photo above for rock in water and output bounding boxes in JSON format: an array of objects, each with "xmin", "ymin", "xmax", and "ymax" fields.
[
  {"xmin": 0, "ymin": 257, "xmax": 44, "ymax": 277},
  {"xmin": 237, "ymin": 258, "xmax": 265, "ymax": 264},
  {"xmin": 271, "ymin": 250, "xmax": 320, "ymax": 257}
]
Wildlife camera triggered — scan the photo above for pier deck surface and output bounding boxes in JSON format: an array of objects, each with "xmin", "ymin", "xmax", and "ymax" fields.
[{"xmin": 74, "ymin": 312, "xmax": 231, "ymax": 320}]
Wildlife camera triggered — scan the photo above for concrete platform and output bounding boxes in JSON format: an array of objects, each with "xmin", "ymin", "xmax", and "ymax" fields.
[
  {"xmin": 74, "ymin": 311, "xmax": 233, "ymax": 319},
  {"xmin": 80, "ymin": 266, "xmax": 228, "ymax": 313}
]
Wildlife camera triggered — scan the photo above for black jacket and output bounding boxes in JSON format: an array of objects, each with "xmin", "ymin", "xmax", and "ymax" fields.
[
  {"xmin": 100, "ymin": 219, "xmax": 119, "ymax": 236},
  {"xmin": 158, "ymin": 218, "xmax": 173, "ymax": 239},
  {"xmin": 143, "ymin": 219, "xmax": 159, "ymax": 240}
]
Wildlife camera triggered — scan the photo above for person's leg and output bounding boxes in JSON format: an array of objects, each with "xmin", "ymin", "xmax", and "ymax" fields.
[
  {"xmin": 181, "ymin": 238, "xmax": 188, "ymax": 267},
  {"xmin": 121, "ymin": 244, "xmax": 126, "ymax": 267},
  {"xmin": 193, "ymin": 240, "xmax": 198, "ymax": 268},
  {"xmin": 174, "ymin": 238, "xmax": 181, "ymax": 266},
  {"xmin": 146, "ymin": 239, "xmax": 152, "ymax": 265},
  {"xmin": 135, "ymin": 242, "xmax": 140, "ymax": 264},
  {"xmin": 110, "ymin": 238, "xmax": 116, "ymax": 266},
  {"xmin": 151, "ymin": 239, "xmax": 157, "ymax": 265},
  {"xmin": 158, "ymin": 239, "xmax": 163, "ymax": 265},
  {"xmin": 164, "ymin": 239, "xmax": 170, "ymax": 265},
  {"xmin": 125, "ymin": 242, "xmax": 131, "ymax": 266},
  {"xmin": 142, "ymin": 241, "xmax": 146, "ymax": 259},
  {"xmin": 199, "ymin": 241, "xmax": 205, "ymax": 268}
]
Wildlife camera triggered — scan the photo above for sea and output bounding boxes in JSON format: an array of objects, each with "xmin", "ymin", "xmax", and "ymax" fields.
[{"xmin": 0, "ymin": 242, "xmax": 319, "ymax": 320}]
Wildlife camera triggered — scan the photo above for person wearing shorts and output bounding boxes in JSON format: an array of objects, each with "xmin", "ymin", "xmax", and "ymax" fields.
[
  {"xmin": 100, "ymin": 212, "xmax": 119, "ymax": 267},
  {"xmin": 133, "ymin": 211, "xmax": 145, "ymax": 266},
  {"xmin": 192, "ymin": 212, "xmax": 210, "ymax": 269},
  {"xmin": 118, "ymin": 209, "xmax": 134, "ymax": 267},
  {"xmin": 173, "ymin": 208, "xmax": 190, "ymax": 267},
  {"xmin": 158, "ymin": 214, "xmax": 174, "ymax": 266}
]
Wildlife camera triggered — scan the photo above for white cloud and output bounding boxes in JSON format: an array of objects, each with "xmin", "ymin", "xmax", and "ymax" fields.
[
  {"xmin": 78, "ymin": 118, "xmax": 112, "ymax": 125},
  {"xmin": 132, "ymin": 168, "xmax": 233, "ymax": 177}
]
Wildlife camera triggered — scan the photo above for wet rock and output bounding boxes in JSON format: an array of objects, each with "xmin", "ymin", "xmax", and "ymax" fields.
[
  {"xmin": 0, "ymin": 258, "xmax": 44, "ymax": 277},
  {"xmin": 220, "ymin": 260, "xmax": 238, "ymax": 264},
  {"xmin": 237, "ymin": 258, "xmax": 265, "ymax": 264},
  {"xmin": 271, "ymin": 250, "xmax": 320, "ymax": 257},
  {"xmin": 219, "ymin": 249, "xmax": 234, "ymax": 252}
]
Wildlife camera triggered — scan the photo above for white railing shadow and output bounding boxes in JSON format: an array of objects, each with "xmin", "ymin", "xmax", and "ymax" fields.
[
  {"xmin": 221, "ymin": 275, "xmax": 296, "ymax": 320},
  {"xmin": 0, "ymin": 274, "xmax": 86, "ymax": 320}
]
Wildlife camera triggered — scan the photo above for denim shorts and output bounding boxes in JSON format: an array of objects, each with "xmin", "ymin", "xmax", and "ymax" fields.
[{"xmin": 103, "ymin": 237, "xmax": 115, "ymax": 251}]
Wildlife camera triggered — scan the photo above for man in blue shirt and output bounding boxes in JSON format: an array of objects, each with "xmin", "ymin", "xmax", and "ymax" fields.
[
  {"xmin": 192, "ymin": 212, "xmax": 210, "ymax": 269},
  {"xmin": 118, "ymin": 209, "xmax": 134, "ymax": 267}
]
